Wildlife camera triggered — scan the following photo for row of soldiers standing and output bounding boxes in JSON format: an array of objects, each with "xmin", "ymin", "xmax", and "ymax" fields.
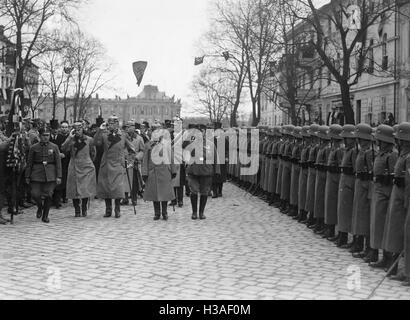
[{"xmin": 228, "ymin": 122, "xmax": 410, "ymax": 286}]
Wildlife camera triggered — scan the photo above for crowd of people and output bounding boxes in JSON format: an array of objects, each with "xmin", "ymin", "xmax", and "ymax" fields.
[
  {"xmin": 0, "ymin": 117, "xmax": 227, "ymax": 224},
  {"xmin": 228, "ymin": 123, "xmax": 410, "ymax": 287}
]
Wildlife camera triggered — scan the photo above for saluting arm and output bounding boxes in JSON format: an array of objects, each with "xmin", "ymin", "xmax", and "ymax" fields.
[{"xmin": 55, "ymin": 145, "xmax": 62, "ymax": 179}]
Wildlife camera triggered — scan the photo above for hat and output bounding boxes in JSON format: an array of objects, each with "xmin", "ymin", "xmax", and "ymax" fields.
[
  {"xmin": 108, "ymin": 115, "xmax": 119, "ymax": 123},
  {"xmin": 125, "ymin": 120, "xmax": 135, "ymax": 127},
  {"xmin": 308, "ymin": 124, "xmax": 320, "ymax": 137},
  {"xmin": 39, "ymin": 127, "xmax": 51, "ymax": 135},
  {"xmin": 375, "ymin": 124, "xmax": 395, "ymax": 144},
  {"xmin": 293, "ymin": 126, "xmax": 302, "ymax": 139},
  {"xmin": 286, "ymin": 125, "xmax": 295, "ymax": 136},
  {"xmin": 329, "ymin": 124, "xmax": 343, "ymax": 140},
  {"xmin": 341, "ymin": 124, "xmax": 356, "ymax": 139},
  {"xmin": 317, "ymin": 126, "xmax": 331, "ymax": 140},
  {"xmin": 135, "ymin": 123, "xmax": 141, "ymax": 130},
  {"xmin": 301, "ymin": 126, "xmax": 310, "ymax": 137},
  {"xmin": 143, "ymin": 121, "xmax": 150, "ymax": 128},
  {"xmin": 50, "ymin": 119, "xmax": 59, "ymax": 130},
  {"xmin": 395, "ymin": 122, "xmax": 410, "ymax": 142},
  {"xmin": 273, "ymin": 126, "xmax": 282, "ymax": 137},
  {"xmin": 355, "ymin": 123, "xmax": 373, "ymax": 141},
  {"xmin": 96, "ymin": 117, "xmax": 104, "ymax": 127}
]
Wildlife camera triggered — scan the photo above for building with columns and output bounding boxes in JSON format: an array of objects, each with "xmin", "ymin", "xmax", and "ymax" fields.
[{"xmin": 37, "ymin": 85, "xmax": 182, "ymax": 125}]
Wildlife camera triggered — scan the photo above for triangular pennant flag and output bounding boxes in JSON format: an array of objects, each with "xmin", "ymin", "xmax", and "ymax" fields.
[
  {"xmin": 194, "ymin": 56, "xmax": 204, "ymax": 66},
  {"xmin": 132, "ymin": 61, "xmax": 148, "ymax": 87}
]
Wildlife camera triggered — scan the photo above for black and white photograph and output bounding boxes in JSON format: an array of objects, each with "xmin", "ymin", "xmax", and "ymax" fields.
[{"xmin": 1, "ymin": 0, "xmax": 410, "ymax": 305}]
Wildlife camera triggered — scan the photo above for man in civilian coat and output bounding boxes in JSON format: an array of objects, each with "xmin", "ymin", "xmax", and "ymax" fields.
[{"xmin": 25, "ymin": 127, "xmax": 62, "ymax": 223}]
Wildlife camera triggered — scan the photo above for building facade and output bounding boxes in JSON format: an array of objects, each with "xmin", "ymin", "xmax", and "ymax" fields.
[
  {"xmin": 0, "ymin": 25, "xmax": 39, "ymax": 118},
  {"xmin": 37, "ymin": 85, "xmax": 182, "ymax": 125},
  {"xmin": 263, "ymin": 0, "xmax": 410, "ymax": 126}
]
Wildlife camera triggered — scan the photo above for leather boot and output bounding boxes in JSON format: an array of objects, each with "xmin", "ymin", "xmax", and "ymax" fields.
[
  {"xmin": 336, "ymin": 232, "xmax": 348, "ymax": 247},
  {"xmin": 385, "ymin": 253, "xmax": 401, "ymax": 274},
  {"xmin": 218, "ymin": 184, "xmax": 223, "ymax": 197},
  {"xmin": 35, "ymin": 198, "xmax": 43, "ymax": 219},
  {"xmin": 293, "ymin": 210, "xmax": 302, "ymax": 220},
  {"xmin": 370, "ymin": 251, "xmax": 392, "ymax": 269},
  {"xmin": 114, "ymin": 199, "xmax": 121, "ymax": 218},
  {"xmin": 328, "ymin": 231, "xmax": 340, "ymax": 242},
  {"xmin": 104, "ymin": 199, "xmax": 112, "ymax": 218},
  {"xmin": 340, "ymin": 235, "xmax": 355, "ymax": 249},
  {"xmin": 153, "ymin": 202, "xmax": 161, "ymax": 220},
  {"xmin": 363, "ymin": 248, "xmax": 379, "ymax": 263},
  {"xmin": 322, "ymin": 225, "xmax": 335, "ymax": 239},
  {"xmin": 161, "ymin": 201, "xmax": 168, "ymax": 221},
  {"xmin": 120, "ymin": 193, "xmax": 129, "ymax": 205},
  {"xmin": 353, "ymin": 236, "xmax": 371, "ymax": 259},
  {"xmin": 199, "ymin": 195, "xmax": 208, "ymax": 220},
  {"xmin": 81, "ymin": 198, "xmax": 88, "ymax": 217},
  {"xmin": 73, "ymin": 199, "xmax": 81, "ymax": 217},
  {"xmin": 298, "ymin": 210, "xmax": 308, "ymax": 223},
  {"xmin": 191, "ymin": 194, "xmax": 198, "ymax": 220},
  {"xmin": 350, "ymin": 235, "xmax": 364, "ymax": 254},
  {"xmin": 288, "ymin": 206, "xmax": 298, "ymax": 217},
  {"xmin": 42, "ymin": 197, "xmax": 52, "ymax": 224},
  {"xmin": 314, "ymin": 219, "xmax": 325, "ymax": 234}
]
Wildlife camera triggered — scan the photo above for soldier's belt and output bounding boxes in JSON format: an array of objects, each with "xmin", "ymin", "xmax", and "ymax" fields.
[
  {"xmin": 340, "ymin": 167, "xmax": 355, "ymax": 176},
  {"xmin": 271, "ymin": 155, "xmax": 278, "ymax": 159},
  {"xmin": 290, "ymin": 158, "xmax": 299, "ymax": 164},
  {"xmin": 375, "ymin": 175, "xmax": 394, "ymax": 186},
  {"xmin": 282, "ymin": 156, "xmax": 290, "ymax": 161},
  {"xmin": 315, "ymin": 164, "xmax": 327, "ymax": 171},
  {"xmin": 356, "ymin": 172, "xmax": 373, "ymax": 181},
  {"xmin": 308, "ymin": 162, "xmax": 316, "ymax": 169},
  {"xmin": 300, "ymin": 162, "xmax": 309, "ymax": 169},
  {"xmin": 327, "ymin": 166, "xmax": 341, "ymax": 174},
  {"xmin": 393, "ymin": 177, "xmax": 405, "ymax": 188},
  {"xmin": 34, "ymin": 161, "xmax": 56, "ymax": 165}
]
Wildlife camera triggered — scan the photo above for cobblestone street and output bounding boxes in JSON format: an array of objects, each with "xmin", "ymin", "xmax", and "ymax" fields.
[{"xmin": 0, "ymin": 183, "xmax": 409, "ymax": 300}]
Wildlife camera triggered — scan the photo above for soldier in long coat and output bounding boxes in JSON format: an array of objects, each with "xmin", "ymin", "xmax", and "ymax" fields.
[
  {"xmin": 351, "ymin": 124, "xmax": 376, "ymax": 258},
  {"xmin": 268, "ymin": 128, "xmax": 281, "ymax": 207},
  {"xmin": 142, "ymin": 127, "xmax": 176, "ymax": 221},
  {"xmin": 289, "ymin": 127, "xmax": 302, "ymax": 217},
  {"xmin": 324, "ymin": 125, "xmax": 344, "ymax": 240},
  {"xmin": 212, "ymin": 127, "xmax": 228, "ymax": 199},
  {"xmin": 62, "ymin": 122, "xmax": 97, "ymax": 217},
  {"xmin": 369, "ymin": 125, "xmax": 397, "ymax": 268},
  {"xmin": 296, "ymin": 126, "xmax": 311, "ymax": 222},
  {"xmin": 313, "ymin": 126, "xmax": 331, "ymax": 234},
  {"xmin": 382, "ymin": 123, "xmax": 410, "ymax": 278},
  {"xmin": 25, "ymin": 127, "xmax": 62, "ymax": 223},
  {"xmin": 94, "ymin": 116, "xmax": 136, "ymax": 219},
  {"xmin": 305, "ymin": 124, "xmax": 320, "ymax": 227},
  {"xmin": 403, "ymin": 124, "xmax": 410, "ymax": 286},
  {"xmin": 281, "ymin": 126, "xmax": 295, "ymax": 214},
  {"xmin": 336, "ymin": 125, "xmax": 358, "ymax": 247},
  {"xmin": 275, "ymin": 127, "xmax": 285, "ymax": 207}
]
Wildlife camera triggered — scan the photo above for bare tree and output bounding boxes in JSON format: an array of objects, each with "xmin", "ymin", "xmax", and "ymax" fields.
[
  {"xmin": 25, "ymin": 79, "xmax": 48, "ymax": 118},
  {"xmin": 294, "ymin": 0, "xmax": 399, "ymax": 124},
  {"xmin": 192, "ymin": 68, "xmax": 235, "ymax": 123},
  {"xmin": 66, "ymin": 29, "xmax": 112, "ymax": 121}
]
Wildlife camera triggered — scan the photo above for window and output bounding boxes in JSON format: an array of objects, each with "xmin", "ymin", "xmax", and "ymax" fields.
[
  {"xmin": 356, "ymin": 100, "xmax": 362, "ymax": 124},
  {"xmin": 368, "ymin": 39, "xmax": 374, "ymax": 74},
  {"xmin": 381, "ymin": 96, "xmax": 387, "ymax": 112},
  {"xmin": 327, "ymin": 70, "xmax": 331, "ymax": 85},
  {"xmin": 382, "ymin": 33, "xmax": 388, "ymax": 70}
]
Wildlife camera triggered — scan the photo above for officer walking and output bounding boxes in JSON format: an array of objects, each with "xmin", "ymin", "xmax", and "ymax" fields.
[
  {"xmin": 62, "ymin": 122, "xmax": 97, "ymax": 218},
  {"xmin": 25, "ymin": 127, "xmax": 62, "ymax": 223}
]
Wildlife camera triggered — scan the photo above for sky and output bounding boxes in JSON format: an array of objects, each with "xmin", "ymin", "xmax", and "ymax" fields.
[
  {"xmin": 77, "ymin": 0, "xmax": 211, "ymax": 116},
  {"xmin": 75, "ymin": 0, "xmax": 330, "ymax": 117}
]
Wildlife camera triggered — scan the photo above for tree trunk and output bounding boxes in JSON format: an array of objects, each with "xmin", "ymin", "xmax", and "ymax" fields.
[
  {"xmin": 52, "ymin": 94, "xmax": 57, "ymax": 120},
  {"xmin": 340, "ymin": 81, "xmax": 355, "ymax": 125}
]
